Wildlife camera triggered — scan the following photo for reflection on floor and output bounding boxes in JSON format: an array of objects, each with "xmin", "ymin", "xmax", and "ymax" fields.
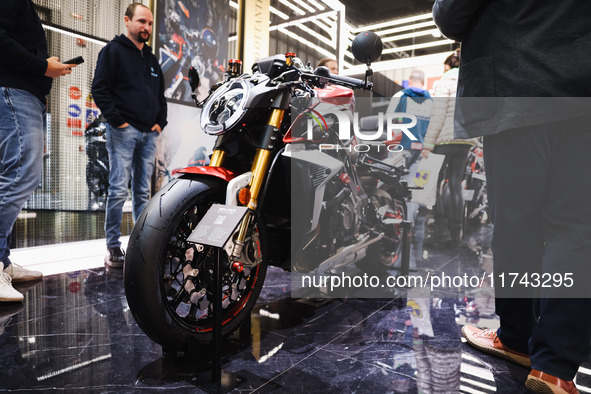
[{"xmin": 1, "ymin": 211, "xmax": 591, "ymax": 393}]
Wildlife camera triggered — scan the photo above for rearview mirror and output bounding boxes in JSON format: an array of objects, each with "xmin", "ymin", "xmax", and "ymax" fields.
[{"xmin": 352, "ymin": 31, "xmax": 383, "ymax": 65}]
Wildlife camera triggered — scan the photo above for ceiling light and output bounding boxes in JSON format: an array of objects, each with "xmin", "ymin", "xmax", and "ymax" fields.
[
  {"xmin": 308, "ymin": 0, "xmax": 326, "ymax": 11},
  {"xmin": 313, "ymin": 17, "xmax": 335, "ymax": 34},
  {"xmin": 381, "ymin": 39, "xmax": 454, "ymax": 55},
  {"xmin": 382, "ymin": 29, "xmax": 444, "ymax": 43},
  {"xmin": 374, "ymin": 20, "xmax": 436, "ymax": 37},
  {"xmin": 270, "ymin": 11, "xmax": 338, "ymax": 31},
  {"xmin": 270, "ymin": 5, "xmax": 289, "ymax": 20},
  {"xmin": 277, "ymin": 0, "xmax": 306, "ymax": 16},
  {"xmin": 295, "ymin": 22, "xmax": 335, "ymax": 48},
  {"xmin": 350, "ymin": 12, "xmax": 433, "ymax": 33},
  {"xmin": 292, "ymin": 0, "xmax": 316, "ymax": 13},
  {"xmin": 42, "ymin": 24, "xmax": 106, "ymax": 46},
  {"xmin": 276, "ymin": 27, "xmax": 334, "ymax": 58}
]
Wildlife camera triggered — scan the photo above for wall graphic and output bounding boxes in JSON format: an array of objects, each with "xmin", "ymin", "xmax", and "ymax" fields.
[
  {"xmin": 156, "ymin": 0, "xmax": 229, "ymax": 105},
  {"xmin": 154, "ymin": 103, "xmax": 216, "ymax": 191}
]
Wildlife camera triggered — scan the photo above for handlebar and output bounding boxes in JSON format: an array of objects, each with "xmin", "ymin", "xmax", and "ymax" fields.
[
  {"xmin": 299, "ymin": 66, "xmax": 372, "ymax": 90},
  {"xmin": 328, "ymin": 73, "xmax": 372, "ymax": 90}
]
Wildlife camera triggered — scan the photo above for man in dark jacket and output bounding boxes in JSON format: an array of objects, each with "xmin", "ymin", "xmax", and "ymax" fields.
[
  {"xmin": 433, "ymin": 1, "xmax": 591, "ymax": 392},
  {"xmin": 92, "ymin": 3, "xmax": 167, "ymax": 268},
  {"xmin": 0, "ymin": 0, "xmax": 76, "ymax": 302}
]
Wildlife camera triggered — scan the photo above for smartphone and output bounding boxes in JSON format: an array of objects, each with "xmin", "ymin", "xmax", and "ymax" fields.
[{"xmin": 63, "ymin": 56, "xmax": 84, "ymax": 65}]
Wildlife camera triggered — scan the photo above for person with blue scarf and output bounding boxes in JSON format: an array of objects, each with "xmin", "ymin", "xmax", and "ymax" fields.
[{"xmin": 387, "ymin": 69, "xmax": 432, "ymax": 225}]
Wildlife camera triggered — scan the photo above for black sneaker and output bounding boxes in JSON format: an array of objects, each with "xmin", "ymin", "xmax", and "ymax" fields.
[{"xmin": 105, "ymin": 247, "xmax": 125, "ymax": 268}]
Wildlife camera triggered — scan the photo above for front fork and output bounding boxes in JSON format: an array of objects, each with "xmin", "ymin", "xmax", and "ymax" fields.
[{"xmin": 210, "ymin": 109, "xmax": 284, "ymax": 260}]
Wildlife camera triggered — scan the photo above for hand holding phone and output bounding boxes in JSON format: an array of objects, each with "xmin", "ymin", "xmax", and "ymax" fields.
[
  {"xmin": 63, "ymin": 56, "xmax": 84, "ymax": 65},
  {"xmin": 45, "ymin": 56, "xmax": 79, "ymax": 78}
]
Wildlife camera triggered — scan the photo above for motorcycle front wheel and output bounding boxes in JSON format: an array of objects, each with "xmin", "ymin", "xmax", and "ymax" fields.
[{"xmin": 124, "ymin": 176, "xmax": 267, "ymax": 352}]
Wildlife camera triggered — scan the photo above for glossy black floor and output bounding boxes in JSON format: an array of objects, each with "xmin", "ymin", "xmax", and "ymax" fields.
[{"xmin": 2, "ymin": 210, "xmax": 591, "ymax": 393}]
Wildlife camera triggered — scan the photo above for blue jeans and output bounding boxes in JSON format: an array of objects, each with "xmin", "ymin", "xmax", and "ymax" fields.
[
  {"xmin": 105, "ymin": 124, "xmax": 158, "ymax": 248},
  {"xmin": 0, "ymin": 88, "xmax": 45, "ymax": 269}
]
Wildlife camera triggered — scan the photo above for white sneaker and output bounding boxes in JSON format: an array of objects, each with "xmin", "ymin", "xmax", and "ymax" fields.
[
  {"xmin": 0, "ymin": 273, "xmax": 24, "ymax": 302},
  {"xmin": 3, "ymin": 263, "xmax": 43, "ymax": 282}
]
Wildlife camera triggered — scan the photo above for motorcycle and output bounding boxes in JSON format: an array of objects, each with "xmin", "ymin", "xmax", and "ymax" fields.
[
  {"xmin": 84, "ymin": 115, "xmax": 109, "ymax": 210},
  {"xmin": 463, "ymin": 142, "xmax": 488, "ymax": 224},
  {"xmin": 433, "ymin": 140, "xmax": 488, "ymax": 243},
  {"xmin": 125, "ymin": 32, "xmax": 410, "ymax": 352}
]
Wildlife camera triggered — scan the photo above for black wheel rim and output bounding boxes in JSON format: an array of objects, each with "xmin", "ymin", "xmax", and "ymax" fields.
[{"xmin": 159, "ymin": 195, "xmax": 263, "ymax": 333}]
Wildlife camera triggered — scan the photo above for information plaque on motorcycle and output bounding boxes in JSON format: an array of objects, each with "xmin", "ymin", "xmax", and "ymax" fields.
[{"xmin": 187, "ymin": 204, "xmax": 248, "ymax": 248}]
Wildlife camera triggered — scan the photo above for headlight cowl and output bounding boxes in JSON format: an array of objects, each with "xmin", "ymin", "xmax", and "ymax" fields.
[{"xmin": 200, "ymin": 79, "xmax": 250, "ymax": 135}]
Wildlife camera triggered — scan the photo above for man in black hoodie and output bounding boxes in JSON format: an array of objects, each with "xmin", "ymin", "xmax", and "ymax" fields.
[
  {"xmin": 0, "ymin": 0, "xmax": 76, "ymax": 302},
  {"xmin": 92, "ymin": 3, "xmax": 167, "ymax": 268}
]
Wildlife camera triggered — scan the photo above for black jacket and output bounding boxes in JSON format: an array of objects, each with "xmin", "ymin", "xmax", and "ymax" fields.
[
  {"xmin": 92, "ymin": 34, "xmax": 167, "ymax": 132},
  {"xmin": 0, "ymin": 0, "xmax": 52, "ymax": 103},
  {"xmin": 433, "ymin": 0, "xmax": 591, "ymax": 137}
]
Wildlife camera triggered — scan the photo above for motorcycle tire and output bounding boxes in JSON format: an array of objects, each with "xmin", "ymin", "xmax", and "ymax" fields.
[
  {"xmin": 439, "ymin": 180, "xmax": 466, "ymax": 244},
  {"xmin": 124, "ymin": 176, "xmax": 267, "ymax": 351}
]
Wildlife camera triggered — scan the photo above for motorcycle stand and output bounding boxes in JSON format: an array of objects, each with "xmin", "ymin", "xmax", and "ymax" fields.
[
  {"xmin": 394, "ymin": 220, "xmax": 412, "ymax": 309},
  {"xmin": 184, "ymin": 205, "xmax": 251, "ymax": 393},
  {"xmin": 186, "ymin": 247, "xmax": 247, "ymax": 393},
  {"xmin": 400, "ymin": 220, "xmax": 412, "ymax": 279}
]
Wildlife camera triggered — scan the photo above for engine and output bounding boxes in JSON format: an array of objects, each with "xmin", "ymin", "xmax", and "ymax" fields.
[{"xmin": 317, "ymin": 169, "xmax": 366, "ymax": 257}]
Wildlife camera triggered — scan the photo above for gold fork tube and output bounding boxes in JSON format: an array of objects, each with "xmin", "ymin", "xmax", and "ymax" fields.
[
  {"xmin": 232, "ymin": 109, "xmax": 285, "ymax": 259},
  {"xmin": 232, "ymin": 149, "xmax": 271, "ymax": 259},
  {"xmin": 246, "ymin": 149, "xmax": 272, "ymax": 210},
  {"xmin": 209, "ymin": 149, "xmax": 227, "ymax": 167},
  {"xmin": 268, "ymin": 109, "xmax": 284, "ymax": 129},
  {"xmin": 246, "ymin": 108, "xmax": 285, "ymax": 209}
]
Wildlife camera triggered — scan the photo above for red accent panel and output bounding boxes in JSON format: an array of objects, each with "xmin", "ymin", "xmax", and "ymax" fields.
[
  {"xmin": 283, "ymin": 128, "xmax": 304, "ymax": 143},
  {"xmin": 315, "ymin": 85, "xmax": 354, "ymax": 106},
  {"xmin": 176, "ymin": 166, "xmax": 237, "ymax": 181}
]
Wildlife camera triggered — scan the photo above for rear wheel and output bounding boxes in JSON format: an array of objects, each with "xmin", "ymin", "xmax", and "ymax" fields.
[
  {"xmin": 124, "ymin": 177, "xmax": 266, "ymax": 351},
  {"xmin": 439, "ymin": 180, "xmax": 465, "ymax": 244}
]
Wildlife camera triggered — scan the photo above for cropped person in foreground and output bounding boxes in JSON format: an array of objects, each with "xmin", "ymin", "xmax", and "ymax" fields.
[{"xmin": 433, "ymin": 0, "xmax": 591, "ymax": 393}]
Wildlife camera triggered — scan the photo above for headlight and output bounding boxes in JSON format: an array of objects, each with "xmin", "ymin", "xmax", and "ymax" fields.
[{"xmin": 200, "ymin": 79, "xmax": 250, "ymax": 135}]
